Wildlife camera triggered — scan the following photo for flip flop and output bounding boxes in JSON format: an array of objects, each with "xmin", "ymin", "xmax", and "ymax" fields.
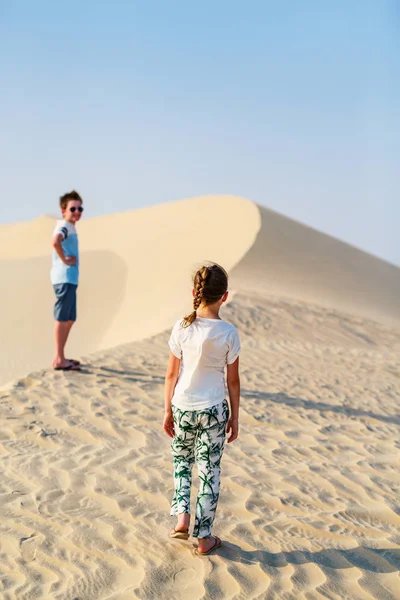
[
  {"xmin": 195, "ymin": 536, "xmax": 222, "ymax": 556},
  {"xmin": 170, "ymin": 528, "xmax": 189, "ymax": 540},
  {"xmin": 67, "ymin": 359, "xmax": 81, "ymax": 365},
  {"xmin": 53, "ymin": 363, "xmax": 81, "ymax": 371}
]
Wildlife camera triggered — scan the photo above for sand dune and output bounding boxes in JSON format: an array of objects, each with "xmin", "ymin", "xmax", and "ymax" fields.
[
  {"xmin": 1, "ymin": 195, "xmax": 399, "ymax": 386},
  {"xmin": 231, "ymin": 205, "xmax": 400, "ymax": 327},
  {"xmin": 0, "ymin": 196, "xmax": 399, "ymax": 599},
  {"xmin": 0, "ymin": 196, "xmax": 260, "ymax": 386}
]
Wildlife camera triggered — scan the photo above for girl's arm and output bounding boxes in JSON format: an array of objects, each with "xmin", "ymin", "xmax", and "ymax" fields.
[
  {"xmin": 163, "ymin": 351, "xmax": 181, "ymax": 438},
  {"xmin": 226, "ymin": 357, "xmax": 240, "ymax": 443}
]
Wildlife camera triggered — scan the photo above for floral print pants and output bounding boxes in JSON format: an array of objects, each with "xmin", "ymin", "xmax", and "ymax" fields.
[{"xmin": 170, "ymin": 400, "xmax": 229, "ymax": 538}]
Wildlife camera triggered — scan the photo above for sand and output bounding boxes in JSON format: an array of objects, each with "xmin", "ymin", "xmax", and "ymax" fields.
[
  {"xmin": 0, "ymin": 196, "xmax": 399, "ymax": 599},
  {"xmin": 0, "ymin": 196, "xmax": 260, "ymax": 387}
]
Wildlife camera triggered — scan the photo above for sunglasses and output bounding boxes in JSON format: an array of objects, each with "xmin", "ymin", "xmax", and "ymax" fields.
[{"xmin": 69, "ymin": 206, "xmax": 84, "ymax": 213}]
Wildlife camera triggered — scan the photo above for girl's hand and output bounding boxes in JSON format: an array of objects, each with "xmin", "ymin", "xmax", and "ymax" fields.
[
  {"xmin": 226, "ymin": 417, "xmax": 239, "ymax": 443},
  {"xmin": 163, "ymin": 412, "xmax": 175, "ymax": 438}
]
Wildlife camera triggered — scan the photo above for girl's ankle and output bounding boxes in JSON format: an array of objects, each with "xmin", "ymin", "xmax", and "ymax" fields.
[{"xmin": 177, "ymin": 518, "xmax": 190, "ymax": 530}]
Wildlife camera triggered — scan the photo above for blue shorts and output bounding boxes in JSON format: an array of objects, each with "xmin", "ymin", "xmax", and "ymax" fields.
[{"xmin": 53, "ymin": 283, "xmax": 77, "ymax": 322}]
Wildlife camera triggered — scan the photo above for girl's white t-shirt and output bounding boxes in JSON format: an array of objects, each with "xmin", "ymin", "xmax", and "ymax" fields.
[{"xmin": 169, "ymin": 317, "xmax": 241, "ymax": 411}]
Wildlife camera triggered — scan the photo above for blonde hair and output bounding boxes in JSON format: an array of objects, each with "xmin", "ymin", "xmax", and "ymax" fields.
[{"xmin": 181, "ymin": 263, "xmax": 228, "ymax": 327}]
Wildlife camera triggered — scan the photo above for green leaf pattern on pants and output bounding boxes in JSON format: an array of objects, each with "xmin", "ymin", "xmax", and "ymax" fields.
[{"xmin": 170, "ymin": 400, "xmax": 229, "ymax": 538}]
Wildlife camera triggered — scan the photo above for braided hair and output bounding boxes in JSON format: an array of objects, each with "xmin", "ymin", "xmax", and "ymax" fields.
[{"xmin": 181, "ymin": 263, "xmax": 228, "ymax": 327}]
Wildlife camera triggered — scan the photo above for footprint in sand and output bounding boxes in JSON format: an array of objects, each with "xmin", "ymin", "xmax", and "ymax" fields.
[{"xmin": 20, "ymin": 533, "xmax": 43, "ymax": 562}]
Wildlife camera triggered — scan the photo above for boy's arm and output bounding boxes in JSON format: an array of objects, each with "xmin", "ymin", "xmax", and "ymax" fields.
[
  {"xmin": 227, "ymin": 357, "xmax": 240, "ymax": 443},
  {"xmin": 163, "ymin": 352, "xmax": 181, "ymax": 438},
  {"xmin": 52, "ymin": 233, "xmax": 76, "ymax": 265}
]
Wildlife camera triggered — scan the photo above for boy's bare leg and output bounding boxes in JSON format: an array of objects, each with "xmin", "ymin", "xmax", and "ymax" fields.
[
  {"xmin": 64, "ymin": 320, "xmax": 79, "ymax": 362},
  {"xmin": 53, "ymin": 321, "xmax": 74, "ymax": 367},
  {"xmin": 65, "ymin": 320, "xmax": 74, "ymax": 340}
]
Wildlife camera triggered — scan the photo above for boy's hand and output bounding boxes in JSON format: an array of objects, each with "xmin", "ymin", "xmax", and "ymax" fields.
[
  {"xmin": 163, "ymin": 412, "xmax": 175, "ymax": 438},
  {"xmin": 226, "ymin": 417, "xmax": 239, "ymax": 443},
  {"xmin": 64, "ymin": 256, "xmax": 77, "ymax": 266}
]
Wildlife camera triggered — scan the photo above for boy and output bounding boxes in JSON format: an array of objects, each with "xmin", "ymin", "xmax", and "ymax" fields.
[{"xmin": 51, "ymin": 190, "xmax": 84, "ymax": 370}]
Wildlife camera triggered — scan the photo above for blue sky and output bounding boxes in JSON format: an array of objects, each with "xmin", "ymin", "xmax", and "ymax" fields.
[{"xmin": 1, "ymin": 0, "xmax": 399, "ymax": 265}]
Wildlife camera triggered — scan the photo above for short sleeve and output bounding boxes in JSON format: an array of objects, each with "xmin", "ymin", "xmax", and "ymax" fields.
[
  {"xmin": 227, "ymin": 328, "xmax": 241, "ymax": 364},
  {"xmin": 168, "ymin": 321, "xmax": 182, "ymax": 359},
  {"xmin": 53, "ymin": 220, "xmax": 69, "ymax": 240}
]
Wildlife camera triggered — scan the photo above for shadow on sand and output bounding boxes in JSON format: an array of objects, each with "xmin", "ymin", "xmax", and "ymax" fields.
[
  {"xmin": 77, "ymin": 365, "xmax": 165, "ymax": 386},
  {"xmin": 241, "ymin": 389, "xmax": 400, "ymax": 426},
  {"xmin": 217, "ymin": 543, "xmax": 400, "ymax": 573}
]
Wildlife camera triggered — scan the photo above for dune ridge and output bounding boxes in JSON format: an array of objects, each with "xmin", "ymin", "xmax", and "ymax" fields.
[
  {"xmin": 231, "ymin": 205, "xmax": 400, "ymax": 327},
  {"xmin": 1, "ymin": 195, "xmax": 399, "ymax": 386},
  {"xmin": 0, "ymin": 196, "xmax": 260, "ymax": 386}
]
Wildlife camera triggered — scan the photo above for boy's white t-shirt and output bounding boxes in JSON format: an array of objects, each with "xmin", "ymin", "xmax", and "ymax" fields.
[{"xmin": 169, "ymin": 317, "xmax": 241, "ymax": 411}]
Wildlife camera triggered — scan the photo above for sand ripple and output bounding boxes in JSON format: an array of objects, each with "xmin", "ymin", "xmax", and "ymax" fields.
[{"xmin": 0, "ymin": 294, "xmax": 399, "ymax": 599}]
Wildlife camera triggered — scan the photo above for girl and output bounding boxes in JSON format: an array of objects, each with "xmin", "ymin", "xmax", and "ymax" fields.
[{"xmin": 163, "ymin": 264, "xmax": 241, "ymax": 556}]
